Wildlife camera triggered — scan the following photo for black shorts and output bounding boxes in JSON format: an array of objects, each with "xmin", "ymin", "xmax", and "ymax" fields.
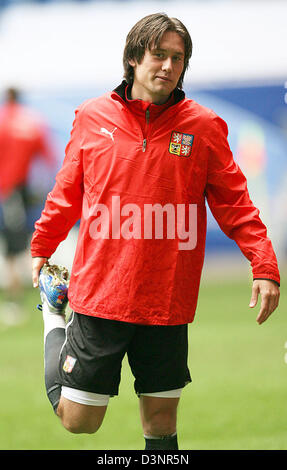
[
  {"xmin": 0, "ymin": 186, "xmax": 29, "ymax": 256},
  {"xmin": 57, "ymin": 312, "xmax": 191, "ymax": 396}
]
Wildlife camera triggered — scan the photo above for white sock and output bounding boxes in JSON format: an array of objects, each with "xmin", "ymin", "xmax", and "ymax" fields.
[
  {"xmin": 144, "ymin": 431, "xmax": 177, "ymax": 439},
  {"xmin": 42, "ymin": 301, "xmax": 66, "ymax": 341}
]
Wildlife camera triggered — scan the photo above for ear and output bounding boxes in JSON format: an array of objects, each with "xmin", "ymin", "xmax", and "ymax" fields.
[{"xmin": 128, "ymin": 58, "xmax": 136, "ymax": 67}]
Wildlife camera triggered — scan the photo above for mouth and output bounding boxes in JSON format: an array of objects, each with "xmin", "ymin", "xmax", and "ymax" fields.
[{"xmin": 155, "ymin": 76, "xmax": 172, "ymax": 83}]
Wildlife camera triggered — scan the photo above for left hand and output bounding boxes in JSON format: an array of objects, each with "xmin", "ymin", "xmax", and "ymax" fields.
[
  {"xmin": 32, "ymin": 256, "xmax": 48, "ymax": 288},
  {"xmin": 249, "ymin": 279, "xmax": 280, "ymax": 325}
]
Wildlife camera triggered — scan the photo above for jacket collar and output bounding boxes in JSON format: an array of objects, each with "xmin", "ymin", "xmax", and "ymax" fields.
[{"xmin": 112, "ymin": 80, "xmax": 185, "ymax": 106}]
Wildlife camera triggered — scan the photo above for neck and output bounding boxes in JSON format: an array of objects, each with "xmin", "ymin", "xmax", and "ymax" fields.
[{"xmin": 130, "ymin": 84, "xmax": 171, "ymax": 105}]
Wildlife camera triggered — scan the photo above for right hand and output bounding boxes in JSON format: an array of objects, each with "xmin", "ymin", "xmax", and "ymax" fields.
[{"xmin": 32, "ymin": 257, "xmax": 48, "ymax": 288}]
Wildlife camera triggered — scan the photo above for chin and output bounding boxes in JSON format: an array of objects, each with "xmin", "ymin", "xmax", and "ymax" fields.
[{"xmin": 154, "ymin": 83, "xmax": 172, "ymax": 94}]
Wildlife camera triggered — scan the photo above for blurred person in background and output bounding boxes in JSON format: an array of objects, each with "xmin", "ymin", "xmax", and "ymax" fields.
[
  {"xmin": 31, "ymin": 14, "xmax": 280, "ymax": 450},
  {"xmin": 0, "ymin": 87, "xmax": 55, "ymax": 317}
]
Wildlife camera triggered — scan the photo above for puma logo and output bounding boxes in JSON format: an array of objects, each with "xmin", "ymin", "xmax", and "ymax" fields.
[{"xmin": 100, "ymin": 127, "xmax": 117, "ymax": 142}]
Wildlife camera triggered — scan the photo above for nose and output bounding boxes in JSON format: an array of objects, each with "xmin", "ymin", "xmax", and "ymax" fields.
[{"xmin": 161, "ymin": 57, "xmax": 172, "ymax": 72}]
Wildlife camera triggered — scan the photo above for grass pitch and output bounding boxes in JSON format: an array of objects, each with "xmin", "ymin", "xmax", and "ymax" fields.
[{"xmin": 0, "ymin": 275, "xmax": 286, "ymax": 450}]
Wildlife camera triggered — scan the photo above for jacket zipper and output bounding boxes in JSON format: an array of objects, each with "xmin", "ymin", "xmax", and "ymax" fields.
[{"xmin": 142, "ymin": 109, "xmax": 150, "ymax": 153}]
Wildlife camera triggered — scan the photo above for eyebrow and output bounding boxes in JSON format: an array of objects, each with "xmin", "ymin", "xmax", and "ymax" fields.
[{"xmin": 152, "ymin": 47, "xmax": 184, "ymax": 56}]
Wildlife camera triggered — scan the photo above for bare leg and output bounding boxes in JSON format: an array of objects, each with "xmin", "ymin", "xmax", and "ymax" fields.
[
  {"xmin": 57, "ymin": 397, "xmax": 107, "ymax": 434},
  {"xmin": 139, "ymin": 395, "xmax": 179, "ymax": 449}
]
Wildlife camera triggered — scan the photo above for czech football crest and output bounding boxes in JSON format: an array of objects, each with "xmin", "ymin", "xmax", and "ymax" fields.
[
  {"xmin": 169, "ymin": 131, "xmax": 194, "ymax": 157},
  {"xmin": 63, "ymin": 355, "xmax": 77, "ymax": 373}
]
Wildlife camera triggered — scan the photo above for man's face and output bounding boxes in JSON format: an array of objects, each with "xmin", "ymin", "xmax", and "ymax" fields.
[{"xmin": 129, "ymin": 31, "xmax": 185, "ymax": 104}]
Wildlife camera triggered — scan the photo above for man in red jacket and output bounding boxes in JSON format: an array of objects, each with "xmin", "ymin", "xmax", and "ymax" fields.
[
  {"xmin": 0, "ymin": 87, "xmax": 54, "ymax": 293},
  {"xmin": 31, "ymin": 14, "xmax": 280, "ymax": 450}
]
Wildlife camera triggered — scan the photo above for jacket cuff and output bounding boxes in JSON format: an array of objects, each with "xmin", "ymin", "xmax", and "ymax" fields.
[{"xmin": 253, "ymin": 277, "xmax": 280, "ymax": 287}]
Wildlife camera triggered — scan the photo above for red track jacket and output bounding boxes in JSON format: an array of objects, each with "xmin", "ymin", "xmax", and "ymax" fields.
[
  {"xmin": 0, "ymin": 102, "xmax": 54, "ymax": 199},
  {"xmin": 31, "ymin": 82, "xmax": 280, "ymax": 325}
]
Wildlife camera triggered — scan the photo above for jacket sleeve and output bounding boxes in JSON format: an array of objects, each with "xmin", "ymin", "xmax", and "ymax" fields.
[
  {"xmin": 205, "ymin": 115, "xmax": 280, "ymax": 285},
  {"xmin": 30, "ymin": 107, "xmax": 84, "ymax": 258}
]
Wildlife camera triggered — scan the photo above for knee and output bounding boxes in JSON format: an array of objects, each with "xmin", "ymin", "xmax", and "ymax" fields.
[
  {"xmin": 57, "ymin": 399, "xmax": 106, "ymax": 435},
  {"xmin": 62, "ymin": 419, "xmax": 101, "ymax": 434},
  {"xmin": 144, "ymin": 407, "xmax": 177, "ymax": 436},
  {"xmin": 146, "ymin": 413, "xmax": 175, "ymax": 436},
  {"xmin": 59, "ymin": 414, "xmax": 102, "ymax": 434},
  {"xmin": 140, "ymin": 396, "xmax": 179, "ymax": 437}
]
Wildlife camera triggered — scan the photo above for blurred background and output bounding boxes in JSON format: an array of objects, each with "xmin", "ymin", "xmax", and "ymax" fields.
[{"xmin": 0, "ymin": 0, "xmax": 286, "ymax": 451}]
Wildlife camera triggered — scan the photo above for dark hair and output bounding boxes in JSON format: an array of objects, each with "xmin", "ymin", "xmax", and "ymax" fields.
[
  {"xmin": 6, "ymin": 87, "xmax": 20, "ymax": 103},
  {"xmin": 123, "ymin": 13, "xmax": 192, "ymax": 89}
]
